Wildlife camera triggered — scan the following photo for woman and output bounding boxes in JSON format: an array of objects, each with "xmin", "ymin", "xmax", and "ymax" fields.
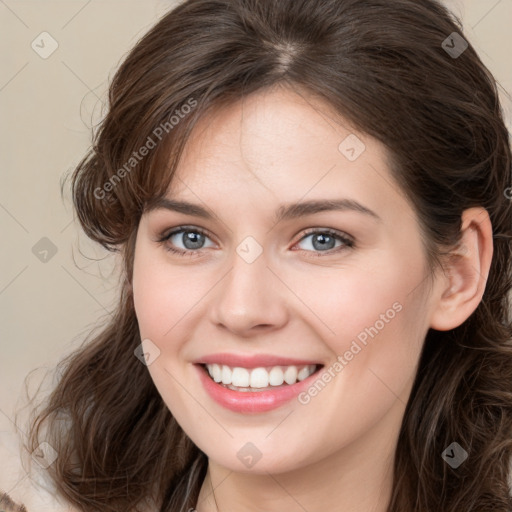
[{"xmin": 3, "ymin": 0, "xmax": 511, "ymax": 510}]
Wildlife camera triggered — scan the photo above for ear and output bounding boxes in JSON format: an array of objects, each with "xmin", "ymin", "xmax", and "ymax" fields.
[{"xmin": 429, "ymin": 207, "xmax": 493, "ymax": 331}]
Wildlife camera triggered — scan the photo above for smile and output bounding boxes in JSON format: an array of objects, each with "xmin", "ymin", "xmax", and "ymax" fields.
[
  {"xmin": 194, "ymin": 361, "xmax": 324, "ymax": 413},
  {"xmin": 205, "ymin": 363, "xmax": 319, "ymax": 390}
]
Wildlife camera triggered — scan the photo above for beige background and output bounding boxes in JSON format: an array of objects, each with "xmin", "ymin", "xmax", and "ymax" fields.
[{"xmin": 1, "ymin": 0, "xmax": 511, "ymax": 439}]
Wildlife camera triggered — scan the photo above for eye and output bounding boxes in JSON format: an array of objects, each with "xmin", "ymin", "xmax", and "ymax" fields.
[
  {"xmin": 293, "ymin": 228, "xmax": 354, "ymax": 255},
  {"xmin": 159, "ymin": 226, "xmax": 215, "ymax": 256},
  {"xmin": 157, "ymin": 226, "xmax": 354, "ymax": 257}
]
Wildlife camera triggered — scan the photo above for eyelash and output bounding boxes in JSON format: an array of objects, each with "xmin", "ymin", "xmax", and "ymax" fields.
[{"xmin": 157, "ymin": 225, "xmax": 355, "ymax": 258}]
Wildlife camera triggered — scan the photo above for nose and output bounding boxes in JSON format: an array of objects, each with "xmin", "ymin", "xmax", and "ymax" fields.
[{"xmin": 209, "ymin": 246, "xmax": 289, "ymax": 336}]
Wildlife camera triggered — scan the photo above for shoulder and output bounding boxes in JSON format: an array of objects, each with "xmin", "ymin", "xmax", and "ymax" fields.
[
  {"xmin": 0, "ymin": 423, "xmax": 79, "ymax": 512},
  {"xmin": 0, "ymin": 422, "xmax": 158, "ymax": 512}
]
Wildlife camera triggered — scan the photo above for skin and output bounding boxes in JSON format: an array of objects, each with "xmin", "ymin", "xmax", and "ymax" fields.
[{"xmin": 131, "ymin": 83, "xmax": 493, "ymax": 512}]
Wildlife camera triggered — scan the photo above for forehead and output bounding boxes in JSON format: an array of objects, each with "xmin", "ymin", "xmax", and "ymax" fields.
[{"xmin": 164, "ymin": 85, "xmax": 409, "ymax": 224}]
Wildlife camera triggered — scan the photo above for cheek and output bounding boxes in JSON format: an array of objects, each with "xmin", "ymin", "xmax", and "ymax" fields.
[
  {"xmin": 132, "ymin": 241, "xmax": 178, "ymax": 343},
  {"xmin": 132, "ymin": 248, "xmax": 198, "ymax": 413},
  {"xmin": 291, "ymin": 249, "xmax": 429, "ymax": 394},
  {"xmin": 296, "ymin": 257, "xmax": 424, "ymax": 345},
  {"xmin": 132, "ymin": 245, "xmax": 202, "ymax": 339},
  {"xmin": 132, "ymin": 264, "xmax": 168, "ymax": 339}
]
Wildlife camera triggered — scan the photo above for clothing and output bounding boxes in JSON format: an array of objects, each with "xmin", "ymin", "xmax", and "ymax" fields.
[
  {"xmin": 0, "ymin": 422, "xmax": 159, "ymax": 512},
  {"xmin": 0, "ymin": 424, "xmax": 76, "ymax": 512}
]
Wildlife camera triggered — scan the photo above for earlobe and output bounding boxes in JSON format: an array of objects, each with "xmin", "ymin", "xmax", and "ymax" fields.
[{"xmin": 429, "ymin": 207, "xmax": 493, "ymax": 331}]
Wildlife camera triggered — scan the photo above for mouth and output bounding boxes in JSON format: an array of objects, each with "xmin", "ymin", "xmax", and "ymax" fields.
[
  {"xmin": 194, "ymin": 361, "xmax": 325, "ymax": 413},
  {"xmin": 197, "ymin": 362, "xmax": 324, "ymax": 392}
]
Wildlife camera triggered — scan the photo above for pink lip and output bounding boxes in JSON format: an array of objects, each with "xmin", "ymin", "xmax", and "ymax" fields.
[
  {"xmin": 194, "ymin": 352, "xmax": 322, "ymax": 369},
  {"xmin": 194, "ymin": 363, "xmax": 323, "ymax": 414}
]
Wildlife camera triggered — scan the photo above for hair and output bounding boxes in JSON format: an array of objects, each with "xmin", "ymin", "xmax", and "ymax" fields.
[{"xmin": 19, "ymin": 0, "xmax": 512, "ymax": 510}]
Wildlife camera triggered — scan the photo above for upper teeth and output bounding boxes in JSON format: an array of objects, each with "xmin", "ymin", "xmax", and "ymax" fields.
[{"xmin": 205, "ymin": 364, "xmax": 317, "ymax": 388}]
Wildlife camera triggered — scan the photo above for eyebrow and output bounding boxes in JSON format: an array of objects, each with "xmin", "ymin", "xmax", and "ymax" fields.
[{"xmin": 146, "ymin": 197, "xmax": 381, "ymax": 223}]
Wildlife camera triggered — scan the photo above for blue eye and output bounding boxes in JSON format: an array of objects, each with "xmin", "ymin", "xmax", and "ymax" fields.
[
  {"xmin": 158, "ymin": 226, "xmax": 354, "ymax": 257},
  {"xmin": 160, "ymin": 227, "xmax": 215, "ymax": 256},
  {"xmin": 295, "ymin": 229, "xmax": 354, "ymax": 254}
]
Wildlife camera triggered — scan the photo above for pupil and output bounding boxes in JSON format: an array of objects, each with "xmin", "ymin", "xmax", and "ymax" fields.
[
  {"xmin": 313, "ymin": 233, "xmax": 335, "ymax": 251},
  {"xmin": 183, "ymin": 231, "xmax": 204, "ymax": 249}
]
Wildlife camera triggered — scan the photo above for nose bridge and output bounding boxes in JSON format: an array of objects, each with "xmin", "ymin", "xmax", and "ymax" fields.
[{"xmin": 210, "ymin": 236, "xmax": 288, "ymax": 333}]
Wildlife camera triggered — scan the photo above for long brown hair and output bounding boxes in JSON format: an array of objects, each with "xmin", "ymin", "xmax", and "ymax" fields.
[{"xmin": 21, "ymin": 0, "xmax": 512, "ymax": 510}]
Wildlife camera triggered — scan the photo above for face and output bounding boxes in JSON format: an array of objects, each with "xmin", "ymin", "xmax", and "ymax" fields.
[{"xmin": 132, "ymin": 84, "xmax": 440, "ymax": 475}]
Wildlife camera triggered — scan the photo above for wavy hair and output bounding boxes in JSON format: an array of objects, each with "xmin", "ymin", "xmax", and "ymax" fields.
[{"xmin": 21, "ymin": 0, "xmax": 512, "ymax": 510}]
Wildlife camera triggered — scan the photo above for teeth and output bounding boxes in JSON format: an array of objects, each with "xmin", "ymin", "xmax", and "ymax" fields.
[
  {"xmin": 284, "ymin": 366, "xmax": 297, "ymax": 385},
  {"xmin": 211, "ymin": 364, "xmax": 222, "ymax": 383},
  {"xmin": 269, "ymin": 367, "xmax": 284, "ymax": 386},
  {"xmin": 221, "ymin": 365, "xmax": 232, "ymax": 385},
  {"xmin": 231, "ymin": 367, "xmax": 250, "ymax": 387},
  {"xmin": 297, "ymin": 366, "xmax": 312, "ymax": 381},
  {"xmin": 250, "ymin": 367, "xmax": 268, "ymax": 388},
  {"xmin": 205, "ymin": 363, "xmax": 318, "ymax": 389}
]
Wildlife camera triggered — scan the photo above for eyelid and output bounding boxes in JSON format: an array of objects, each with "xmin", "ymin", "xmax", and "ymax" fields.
[
  {"xmin": 296, "ymin": 227, "xmax": 354, "ymax": 245},
  {"xmin": 159, "ymin": 225, "xmax": 215, "ymax": 243}
]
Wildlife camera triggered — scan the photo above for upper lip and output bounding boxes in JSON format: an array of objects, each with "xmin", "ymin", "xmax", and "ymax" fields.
[{"xmin": 193, "ymin": 353, "xmax": 323, "ymax": 369}]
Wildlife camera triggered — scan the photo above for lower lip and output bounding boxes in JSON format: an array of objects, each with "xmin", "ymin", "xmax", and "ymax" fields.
[{"xmin": 195, "ymin": 364, "xmax": 322, "ymax": 413}]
